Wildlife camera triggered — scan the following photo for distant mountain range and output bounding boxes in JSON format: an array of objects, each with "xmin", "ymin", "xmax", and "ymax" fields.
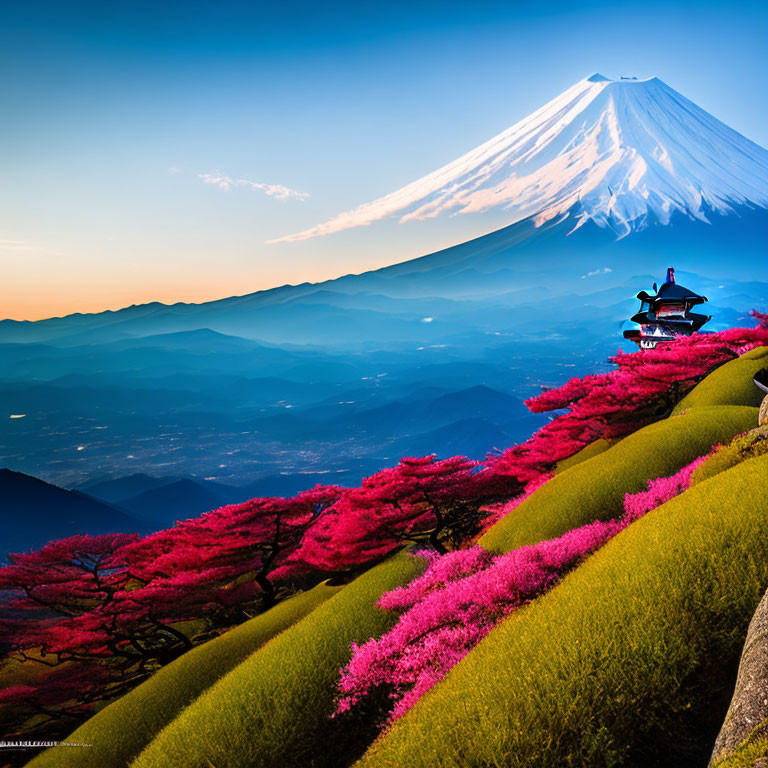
[
  {"xmin": 0, "ymin": 273, "xmax": 763, "ymax": 491},
  {"xmin": 4, "ymin": 77, "xmax": 768, "ymax": 352},
  {"xmin": 0, "ymin": 379, "xmax": 550, "ymax": 545},
  {"xmin": 2, "ymin": 468, "xmax": 355, "ymax": 558},
  {"xmin": 0, "ymin": 469, "xmax": 150, "ymax": 559}
]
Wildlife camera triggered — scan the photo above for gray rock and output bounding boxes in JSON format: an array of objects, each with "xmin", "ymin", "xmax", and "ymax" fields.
[{"xmin": 710, "ymin": 588, "xmax": 768, "ymax": 765}]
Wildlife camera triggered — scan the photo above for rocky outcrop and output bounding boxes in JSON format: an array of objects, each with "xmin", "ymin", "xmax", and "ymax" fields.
[
  {"xmin": 757, "ymin": 367, "xmax": 768, "ymax": 426},
  {"xmin": 710, "ymin": 588, "xmax": 768, "ymax": 765}
]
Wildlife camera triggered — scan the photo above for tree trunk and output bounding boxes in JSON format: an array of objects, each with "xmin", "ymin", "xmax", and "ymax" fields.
[
  {"xmin": 255, "ymin": 571, "xmax": 276, "ymax": 609},
  {"xmin": 427, "ymin": 530, "xmax": 447, "ymax": 555}
]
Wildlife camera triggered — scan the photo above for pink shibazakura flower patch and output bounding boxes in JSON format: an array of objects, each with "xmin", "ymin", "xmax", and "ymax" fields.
[
  {"xmin": 336, "ymin": 520, "xmax": 619, "ymax": 721},
  {"xmin": 336, "ymin": 453, "xmax": 711, "ymax": 723},
  {"xmin": 622, "ymin": 453, "xmax": 711, "ymax": 523},
  {"xmin": 377, "ymin": 547, "xmax": 493, "ymax": 612}
]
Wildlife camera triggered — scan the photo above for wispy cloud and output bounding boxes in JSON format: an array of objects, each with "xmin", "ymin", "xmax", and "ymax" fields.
[
  {"xmin": 199, "ymin": 173, "xmax": 309, "ymax": 201},
  {"xmin": 580, "ymin": 267, "xmax": 613, "ymax": 278},
  {"xmin": 267, "ymin": 189, "xmax": 415, "ymax": 243}
]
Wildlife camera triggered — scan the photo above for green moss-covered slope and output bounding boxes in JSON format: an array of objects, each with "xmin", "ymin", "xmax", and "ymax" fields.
[
  {"xmin": 693, "ymin": 425, "xmax": 768, "ymax": 486},
  {"xmin": 713, "ymin": 731, "xmax": 768, "ymax": 768},
  {"xmin": 357, "ymin": 454, "xmax": 768, "ymax": 768},
  {"xmin": 480, "ymin": 405, "xmax": 758, "ymax": 553},
  {"xmin": 554, "ymin": 438, "xmax": 612, "ymax": 474},
  {"xmin": 130, "ymin": 551, "xmax": 425, "ymax": 768},
  {"xmin": 672, "ymin": 347, "xmax": 768, "ymax": 414},
  {"xmin": 27, "ymin": 582, "xmax": 341, "ymax": 768}
]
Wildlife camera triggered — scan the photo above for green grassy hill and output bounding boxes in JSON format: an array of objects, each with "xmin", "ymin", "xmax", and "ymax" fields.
[
  {"xmin": 554, "ymin": 438, "xmax": 612, "ymax": 473},
  {"xmin": 480, "ymin": 404, "xmax": 758, "ymax": 553},
  {"xmin": 693, "ymin": 425, "xmax": 768, "ymax": 485},
  {"xmin": 26, "ymin": 582, "xmax": 342, "ymax": 768},
  {"xmin": 130, "ymin": 552, "xmax": 425, "ymax": 768},
  {"xmin": 356, "ymin": 454, "xmax": 768, "ymax": 768},
  {"xmin": 672, "ymin": 347, "xmax": 768, "ymax": 414}
]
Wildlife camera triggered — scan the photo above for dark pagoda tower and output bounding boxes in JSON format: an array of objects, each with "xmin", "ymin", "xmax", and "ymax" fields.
[{"xmin": 623, "ymin": 267, "xmax": 711, "ymax": 350}]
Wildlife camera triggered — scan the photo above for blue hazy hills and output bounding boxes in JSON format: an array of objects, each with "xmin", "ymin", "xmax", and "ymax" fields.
[{"xmin": 1, "ymin": 204, "xmax": 766, "ymax": 554}]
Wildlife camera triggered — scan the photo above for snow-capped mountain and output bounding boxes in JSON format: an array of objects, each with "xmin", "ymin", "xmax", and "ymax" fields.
[
  {"xmin": 274, "ymin": 74, "xmax": 768, "ymax": 243},
  {"xmin": 2, "ymin": 73, "xmax": 766, "ymax": 348}
]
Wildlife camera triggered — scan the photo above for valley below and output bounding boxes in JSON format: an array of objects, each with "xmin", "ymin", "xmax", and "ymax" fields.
[{"xmin": 2, "ymin": 260, "xmax": 765, "ymax": 492}]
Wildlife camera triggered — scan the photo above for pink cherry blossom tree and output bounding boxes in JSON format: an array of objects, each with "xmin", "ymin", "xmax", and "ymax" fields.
[
  {"xmin": 287, "ymin": 456, "xmax": 518, "ymax": 574},
  {"xmin": 489, "ymin": 320, "xmax": 768, "ymax": 485}
]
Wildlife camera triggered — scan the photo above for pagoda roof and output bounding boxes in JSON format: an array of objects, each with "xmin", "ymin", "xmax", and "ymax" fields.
[
  {"xmin": 637, "ymin": 281, "xmax": 707, "ymax": 303},
  {"xmin": 630, "ymin": 311, "xmax": 711, "ymax": 329}
]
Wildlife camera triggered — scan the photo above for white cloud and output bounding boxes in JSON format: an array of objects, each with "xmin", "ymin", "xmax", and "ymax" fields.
[
  {"xmin": 199, "ymin": 173, "xmax": 309, "ymax": 201},
  {"xmin": 199, "ymin": 173, "xmax": 234, "ymax": 191},
  {"xmin": 580, "ymin": 267, "xmax": 613, "ymax": 278}
]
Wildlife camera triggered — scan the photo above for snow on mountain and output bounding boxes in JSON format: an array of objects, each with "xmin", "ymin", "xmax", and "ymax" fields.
[{"xmin": 273, "ymin": 74, "xmax": 768, "ymax": 242}]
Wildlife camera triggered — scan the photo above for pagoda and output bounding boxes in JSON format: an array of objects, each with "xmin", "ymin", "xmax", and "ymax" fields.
[{"xmin": 623, "ymin": 267, "xmax": 711, "ymax": 350}]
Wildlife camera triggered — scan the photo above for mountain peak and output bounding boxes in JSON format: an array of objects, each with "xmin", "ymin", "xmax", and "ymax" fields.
[
  {"xmin": 272, "ymin": 75, "xmax": 768, "ymax": 244},
  {"xmin": 586, "ymin": 73, "xmax": 660, "ymax": 85}
]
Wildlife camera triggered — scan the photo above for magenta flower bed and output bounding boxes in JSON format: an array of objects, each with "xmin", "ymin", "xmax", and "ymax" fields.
[{"xmin": 336, "ymin": 453, "xmax": 712, "ymax": 722}]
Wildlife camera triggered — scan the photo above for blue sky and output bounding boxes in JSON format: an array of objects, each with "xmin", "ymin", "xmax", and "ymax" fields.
[{"xmin": 3, "ymin": 0, "xmax": 767, "ymax": 319}]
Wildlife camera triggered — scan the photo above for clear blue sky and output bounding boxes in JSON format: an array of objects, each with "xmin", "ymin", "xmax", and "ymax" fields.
[{"xmin": 3, "ymin": 0, "xmax": 767, "ymax": 319}]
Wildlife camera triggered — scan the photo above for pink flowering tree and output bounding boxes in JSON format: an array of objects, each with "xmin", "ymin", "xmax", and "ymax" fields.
[
  {"xmin": 0, "ymin": 533, "xmax": 207, "ymax": 669},
  {"xmin": 489, "ymin": 320, "xmax": 768, "ymax": 485},
  {"xmin": 0, "ymin": 488, "xmax": 346, "ymax": 734},
  {"xmin": 750, "ymin": 309, "xmax": 768, "ymax": 329},
  {"xmin": 120, "ymin": 484, "xmax": 344, "ymax": 613},
  {"xmin": 0, "ymin": 534, "xmax": 181, "ymax": 734},
  {"xmin": 287, "ymin": 456, "xmax": 518, "ymax": 573},
  {"xmin": 336, "ymin": 521, "xmax": 620, "ymax": 721}
]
